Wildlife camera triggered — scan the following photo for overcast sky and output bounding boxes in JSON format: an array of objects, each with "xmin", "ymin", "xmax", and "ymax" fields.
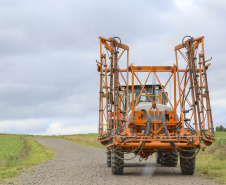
[{"xmin": 0, "ymin": 0, "xmax": 225, "ymax": 135}]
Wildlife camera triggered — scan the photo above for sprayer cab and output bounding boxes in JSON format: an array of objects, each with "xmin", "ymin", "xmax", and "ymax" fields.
[{"xmin": 119, "ymin": 84, "xmax": 168, "ymax": 108}]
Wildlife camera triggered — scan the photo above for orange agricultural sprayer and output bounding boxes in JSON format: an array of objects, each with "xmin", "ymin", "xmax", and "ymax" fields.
[{"xmin": 96, "ymin": 36, "xmax": 214, "ymax": 175}]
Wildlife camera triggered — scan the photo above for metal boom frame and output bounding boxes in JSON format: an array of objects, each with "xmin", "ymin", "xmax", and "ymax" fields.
[{"xmin": 96, "ymin": 36, "xmax": 214, "ymax": 152}]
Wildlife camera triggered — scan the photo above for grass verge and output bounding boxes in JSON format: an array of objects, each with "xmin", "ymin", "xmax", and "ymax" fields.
[
  {"xmin": 196, "ymin": 132, "xmax": 226, "ymax": 184},
  {"xmin": 60, "ymin": 133, "xmax": 105, "ymax": 149},
  {"xmin": 0, "ymin": 138, "xmax": 53, "ymax": 180}
]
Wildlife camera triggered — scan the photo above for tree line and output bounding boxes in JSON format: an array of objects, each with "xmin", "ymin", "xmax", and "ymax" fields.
[{"xmin": 215, "ymin": 125, "xmax": 226, "ymax": 132}]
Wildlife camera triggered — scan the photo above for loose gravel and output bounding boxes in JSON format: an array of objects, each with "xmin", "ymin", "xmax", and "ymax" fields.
[{"xmin": 1, "ymin": 138, "xmax": 220, "ymax": 185}]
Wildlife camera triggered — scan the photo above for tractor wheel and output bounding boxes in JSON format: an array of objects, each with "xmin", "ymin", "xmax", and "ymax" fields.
[
  {"xmin": 161, "ymin": 151, "xmax": 178, "ymax": 167},
  {"xmin": 107, "ymin": 149, "xmax": 111, "ymax": 167},
  {"xmin": 156, "ymin": 152, "xmax": 162, "ymax": 164},
  {"xmin": 111, "ymin": 150, "xmax": 124, "ymax": 175},
  {"xmin": 180, "ymin": 148, "xmax": 196, "ymax": 175}
]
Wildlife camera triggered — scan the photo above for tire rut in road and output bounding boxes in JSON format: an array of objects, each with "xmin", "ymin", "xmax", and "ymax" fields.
[{"xmin": 2, "ymin": 138, "xmax": 219, "ymax": 185}]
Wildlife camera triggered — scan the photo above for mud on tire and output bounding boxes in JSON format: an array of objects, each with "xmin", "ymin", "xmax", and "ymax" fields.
[
  {"xmin": 111, "ymin": 150, "xmax": 124, "ymax": 175},
  {"xmin": 180, "ymin": 148, "xmax": 196, "ymax": 175},
  {"xmin": 161, "ymin": 151, "xmax": 178, "ymax": 167}
]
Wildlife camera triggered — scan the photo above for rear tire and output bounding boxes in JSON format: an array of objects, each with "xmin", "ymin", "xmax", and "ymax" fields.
[
  {"xmin": 111, "ymin": 150, "xmax": 124, "ymax": 175},
  {"xmin": 161, "ymin": 151, "xmax": 178, "ymax": 167},
  {"xmin": 180, "ymin": 148, "xmax": 196, "ymax": 175},
  {"xmin": 156, "ymin": 152, "xmax": 162, "ymax": 164},
  {"xmin": 107, "ymin": 149, "xmax": 111, "ymax": 167}
]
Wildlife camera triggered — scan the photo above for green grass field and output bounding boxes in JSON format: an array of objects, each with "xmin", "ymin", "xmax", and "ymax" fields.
[
  {"xmin": 0, "ymin": 137, "xmax": 24, "ymax": 162},
  {"xmin": 196, "ymin": 132, "xmax": 226, "ymax": 183},
  {"xmin": 0, "ymin": 136, "xmax": 53, "ymax": 180}
]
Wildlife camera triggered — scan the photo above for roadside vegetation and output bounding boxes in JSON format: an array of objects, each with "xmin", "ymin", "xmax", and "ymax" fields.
[
  {"xmin": 60, "ymin": 133, "xmax": 105, "ymax": 148},
  {"xmin": 0, "ymin": 136, "xmax": 53, "ymax": 180},
  {"xmin": 0, "ymin": 131, "xmax": 225, "ymax": 183},
  {"xmin": 196, "ymin": 131, "xmax": 226, "ymax": 183}
]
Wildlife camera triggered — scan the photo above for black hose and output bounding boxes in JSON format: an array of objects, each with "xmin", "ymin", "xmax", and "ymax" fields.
[
  {"xmin": 141, "ymin": 109, "xmax": 152, "ymax": 135},
  {"xmin": 182, "ymin": 35, "xmax": 192, "ymax": 47},
  {"xmin": 162, "ymin": 110, "xmax": 200, "ymax": 157},
  {"xmin": 162, "ymin": 110, "xmax": 170, "ymax": 137},
  {"xmin": 112, "ymin": 141, "xmax": 145, "ymax": 160},
  {"xmin": 110, "ymin": 37, "xmax": 121, "ymax": 51},
  {"xmin": 162, "ymin": 110, "xmax": 177, "ymax": 150}
]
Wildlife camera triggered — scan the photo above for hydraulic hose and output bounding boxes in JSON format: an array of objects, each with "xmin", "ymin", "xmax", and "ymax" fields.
[
  {"xmin": 162, "ymin": 110, "xmax": 169, "ymax": 137},
  {"xmin": 162, "ymin": 110, "xmax": 177, "ymax": 150},
  {"xmin": 113, "ymin": 109, "xmax": 151, "ymax": 160},
  {"xmin": 182, "ymin": 35, "xmax": 192, "ymax": 47},
  {"xmin": 161, "ymin": 110, "xmax": 200, "ymax": 158},
  {"xmin": 141, "ymin": 109, "xmax": 152, "ymax": 135},
  {"xmin": 110, "ymin": 37, "xmax": 121, "ymax": 52}
]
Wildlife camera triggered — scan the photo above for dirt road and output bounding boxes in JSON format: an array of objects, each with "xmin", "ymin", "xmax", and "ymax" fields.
[{"xmin": 2, "ymin": 138, "xmax": 219, "ymax": 185}]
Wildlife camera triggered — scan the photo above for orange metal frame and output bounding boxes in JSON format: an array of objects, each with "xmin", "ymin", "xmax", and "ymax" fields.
[{"xmin": 97, "ymin": 36, "xmax": 214, "ymax": 153}]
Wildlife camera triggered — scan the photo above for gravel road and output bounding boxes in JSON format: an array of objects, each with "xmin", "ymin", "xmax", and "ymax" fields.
[{"xmin": 2, "ymin": 138, "xmax": 220, "ymax": 185}]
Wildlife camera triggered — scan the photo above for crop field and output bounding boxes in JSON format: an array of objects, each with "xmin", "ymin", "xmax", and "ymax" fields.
[
  {"xmin": 0, "ymin": 136, "xmax": 53, "ymax": 180},
  {"xmin": 0, "ymin": 136, "xmax": 24, "ymax": 161},
  {"xmin": 214, "ymin": 131, "xmax": 226, "ymax": 144}
]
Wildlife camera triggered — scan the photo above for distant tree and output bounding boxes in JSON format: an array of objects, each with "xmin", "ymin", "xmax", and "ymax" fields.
[
  {"xmin": 219, "ymin": 125, "xmax": 224, "ymax": 132},
  {"xmin": 216, "ymin": 126, "xmax": 219, "ymax": 131},
  {"xmin": 215, "ymin": 125, "xmax": 226, "ymax": 132}
]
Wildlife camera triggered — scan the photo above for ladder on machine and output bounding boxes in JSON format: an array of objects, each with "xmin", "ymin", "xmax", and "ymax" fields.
[{"xmin": 185, "ymin": 37, "xmax": 214, "ymax": 139}]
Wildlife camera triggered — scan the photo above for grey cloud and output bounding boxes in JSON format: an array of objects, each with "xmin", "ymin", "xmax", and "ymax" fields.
[{"xmin": 0, "ymin": 0, "xmax": 225, "ymax": 134}]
